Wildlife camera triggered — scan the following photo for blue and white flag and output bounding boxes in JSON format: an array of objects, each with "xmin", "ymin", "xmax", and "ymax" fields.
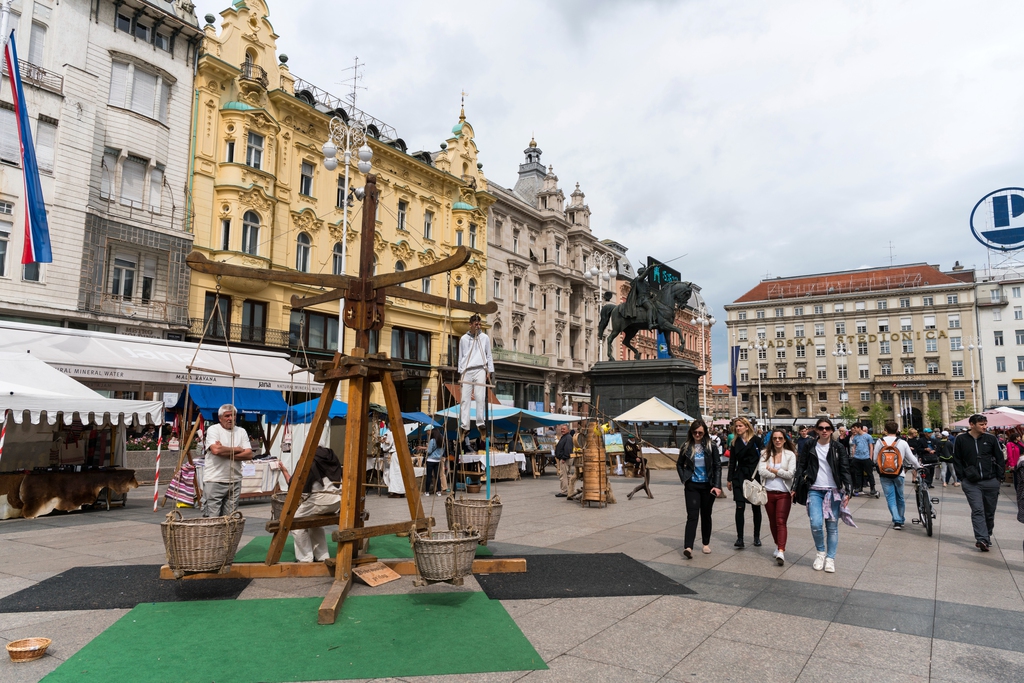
[{"xmin": 4, "ymin": 31, "xmax": 51, "ymax": 264}]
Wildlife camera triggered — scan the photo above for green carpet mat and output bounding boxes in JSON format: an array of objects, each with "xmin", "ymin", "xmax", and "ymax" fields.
[
  {"xmin": 42, "ymin": 593, "xmax": 545, "ymax": 682},
  {"xmin": 233, "ymin": 533, "xmax": 493, "ymax": 563}
]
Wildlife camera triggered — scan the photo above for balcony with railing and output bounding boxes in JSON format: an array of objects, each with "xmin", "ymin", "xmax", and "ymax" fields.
[
  {"xmin": 188, "ymin": 318, "xmax": 289, "ymax": 349},
  {"xmin": 2, "ymin": 58, "xmax": 62, "ymax": 95},
  {"xmin": 85, "ymin": 292, "xmax": 188, "ymax": 326},
  {"xmin": 493, "ymin": 347, "xmax": 550, "ymax": 368},
  {"xmin": 240, "ymin": 61, "xmax": 269, "ymax": 88},
  {"xmin": 978, "ymin": 294, "xmax": 1009, "ymax": 307}
]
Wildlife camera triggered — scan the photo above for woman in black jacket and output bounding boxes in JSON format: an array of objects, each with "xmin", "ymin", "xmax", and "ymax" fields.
[
  {"xmin": 727, "ymin": 417, "xmax": 763, "ymax": 548},
  {"xmin": 792, "ymin": 417, "xmax": 853, "ymax": 573},
  {"xmin": 677, "ymin": 419, "xmax": 722, "ymax": 558}
]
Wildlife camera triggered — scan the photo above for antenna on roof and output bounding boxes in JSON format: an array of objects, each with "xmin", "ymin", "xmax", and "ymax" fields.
[
  {"xmin": 338, "ymin": 57, "xmax": 366, "ymax": 111},
  {"xmin": 887, "ymin": 241, "xmax": 896, "ymax": 267}
]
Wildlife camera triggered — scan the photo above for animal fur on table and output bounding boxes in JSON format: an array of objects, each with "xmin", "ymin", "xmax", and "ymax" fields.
[{"xmin": 1, "ymin": 470, "xmax": 138, "ymax": 519}]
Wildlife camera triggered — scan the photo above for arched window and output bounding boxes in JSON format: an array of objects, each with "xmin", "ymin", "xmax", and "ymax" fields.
[
  {"xmin": 372, "ymin": 255, "xmax": 378, "ymax": 276},
  {"xmin": 296, "ymin": 232, "xmax": 311, "ymax": 272},
  {"xmin": 492, "ymin": 322, "xmax": 502, "ymax": 348},
  {"xmin": 394, "ymin": 260, "xmax": 405, "ymax": 287},
  {"xmin": 528, "ymin": 330, "xmax": 536, "ymax": 355},
  {"xmin": 332, "ymin": 242, "xmax": 344, "ymax": 275},
  {"xmin": 241, "ymin": 211, "xmax": 260, "ymax": 255},
  {"xmin": 556, "ymin": 333, "xmax": 562, "ymax": 358},
  {"xmin": 467, "ymin": 278, "xmax": 477, "ymax": 303},
  {"xmin": 512, "ymin": 326, "xmax": 520, "ymax": 351}
]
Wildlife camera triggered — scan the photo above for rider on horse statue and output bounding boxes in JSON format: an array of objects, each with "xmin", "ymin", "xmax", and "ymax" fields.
[{"xmin": 622, "ymin": 266, "xmax": 657, "ymax": 330}]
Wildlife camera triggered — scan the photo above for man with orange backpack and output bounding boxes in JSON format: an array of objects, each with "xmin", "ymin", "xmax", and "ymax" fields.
[{"xmin": 873, "ymin": 420, "xmax": 920, "ymax": 531}]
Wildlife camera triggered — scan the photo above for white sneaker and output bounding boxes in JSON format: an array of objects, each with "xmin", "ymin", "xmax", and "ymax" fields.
[
  {"xmin": 813, "ymin": 551, "xmax": 826, "ymax": 571},
  {"xmin": 824, "ymin": 558, "xmax": 836, "ymax": 573},
  {"xmin": 776, "ymin": 551, "xmax": 785, "ymax": 566},
  {"xmin": 772, "ymin": 549, "xmax": 780, "ymax": 559}
]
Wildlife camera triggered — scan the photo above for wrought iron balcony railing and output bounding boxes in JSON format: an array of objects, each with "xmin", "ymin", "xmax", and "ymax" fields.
[
  {"xmin": 188, "ymin": 318, "xmax": 289, "ymax": 348},
  {"xmin": 239, "ymin": 61, "xmax": 269, "ymax": 88},
  {"xmin": 2, "ymin": 58, "xmax": 62, "ymax": 94}
]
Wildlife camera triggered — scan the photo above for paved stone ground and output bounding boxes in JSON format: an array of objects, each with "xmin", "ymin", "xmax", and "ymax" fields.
[{"xmin": 2, "ymin": 470, "xmax": 1024, "ymax": 682}]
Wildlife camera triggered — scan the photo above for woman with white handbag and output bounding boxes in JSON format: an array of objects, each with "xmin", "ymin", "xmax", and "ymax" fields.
[
  {"xmin": 757, "ymin": 429, "xmax": 797, "ymax": 566},
  {"xmin": 792, "ymin": 418, "xmax": 853, "ymax": 574},
  {"xmin": 727, "ymin": 417, "xmax": 763, "ymax": 548}
]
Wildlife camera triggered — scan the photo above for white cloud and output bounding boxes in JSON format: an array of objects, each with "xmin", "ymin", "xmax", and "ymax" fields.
[{"xmin": 195, "ymin": 0, "xmax": 1023, "ymax": 386}]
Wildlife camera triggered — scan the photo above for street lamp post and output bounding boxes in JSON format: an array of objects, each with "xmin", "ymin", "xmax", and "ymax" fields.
[
  {"xmin": 832, "ymin": 340, "xmax": 849, "ymax": 414},
  {"xmin": 589, "ymin": 254, "xmax": 617, "ymax": 362},
  {"xmin": 967, "ymin": 336, "xmax": 983, "ymax": 413},
  {"xmin": 749, "ymin": 339, "xmax": 767, "ymax": 429},
  {"xmin": 694, "ymin": 303, "xmax": 715, "ymax": 418},
  {"xmin": 322, "ymin": 117, "xmax": 373, "ymax": 356}
]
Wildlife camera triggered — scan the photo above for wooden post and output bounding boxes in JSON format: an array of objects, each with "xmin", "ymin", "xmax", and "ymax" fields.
[{"xmin": 381, "ymin": 373, "xmax": 425, "ymax": 520}]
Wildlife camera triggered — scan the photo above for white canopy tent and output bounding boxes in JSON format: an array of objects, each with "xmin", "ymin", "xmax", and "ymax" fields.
[{"xmin": 613, "ymin": 397, "xmax": 695, "ymax": 424}]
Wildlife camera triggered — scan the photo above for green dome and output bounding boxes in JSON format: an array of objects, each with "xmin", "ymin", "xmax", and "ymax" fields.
[
  {"xmin": 223, "ymin": 100, "xmax": 255, "ymax": 111},
  {"xmin": 452, "ymin": 201, "xmax": 476, "ymax": 211},
  {"xmin": 451, "ymin": 122, "xmax": 464, "ymax": 135}
]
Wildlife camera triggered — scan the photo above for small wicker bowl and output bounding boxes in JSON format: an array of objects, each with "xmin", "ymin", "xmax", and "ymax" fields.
[{"xmin": 7, "ymin": 638, "xmax": 51, "ymax": 663}]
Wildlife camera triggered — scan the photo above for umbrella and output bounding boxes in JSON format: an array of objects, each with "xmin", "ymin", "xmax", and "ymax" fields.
[{"xmin": 951, "ymin": 408, "xmax": 1024, "ymax": 429}]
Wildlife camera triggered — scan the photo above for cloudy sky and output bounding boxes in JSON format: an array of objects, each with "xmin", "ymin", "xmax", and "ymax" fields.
[{"xmin": 196, "ymin": 0, "xmax": 1023, "ymax": 381}]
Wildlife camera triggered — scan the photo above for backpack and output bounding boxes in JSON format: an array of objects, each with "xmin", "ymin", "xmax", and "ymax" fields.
[{"xmin": 876, "ymin": 437, "xmax": 904, "ymax": 477}]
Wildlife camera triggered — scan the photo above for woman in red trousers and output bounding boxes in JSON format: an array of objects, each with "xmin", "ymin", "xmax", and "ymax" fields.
[{"xmin": 757, "ymin": 429, "xmax": 797, "ymax": 566}]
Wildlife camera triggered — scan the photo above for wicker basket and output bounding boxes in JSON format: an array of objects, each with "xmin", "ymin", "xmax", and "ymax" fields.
[
  {"xmin": 445, "ymin": 494, "xmax": 502, "ymax": 545},
  {"xmin": 7, "ymin": 638, "xmax": 51, "ymax": 663},
  {"xmin": 411, "ymin": 525, "xmax": 480, "ymax": 584},
  {"xmin": 161, "ymin": 510, "xmax": 246, "ymax": 579},
  {"xmin": 269, "ymin": 492, "xmax": 288, "ymax": 520}
]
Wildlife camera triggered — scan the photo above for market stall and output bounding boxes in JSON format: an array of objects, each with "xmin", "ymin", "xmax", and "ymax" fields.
[{"xmin": 0, "ymin": 353, "xmax": 164, "ymax": 519}]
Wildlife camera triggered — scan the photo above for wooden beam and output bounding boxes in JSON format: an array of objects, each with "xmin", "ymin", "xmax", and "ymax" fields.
[
  {"xmin": 380, "ymin": 372, "xmax": 425, "ymax": 521},
  {"xmin": 265, "ymin": 513, "xmax": 339, "ymax": 533},
  {"xmin": 159, "ymin": 557, "xmax": 526, "ymax": 580},
  {"xmin": 319, "ymin": 577, "xmax": 352, "ymax": 625},
  {"xmin": 291, "ymin": 279, "xmax": 499, "ymax": 315},
  {"xmin": 186, "ymin": 251, "xmax": 353, "ymax": 290},
  {"xmin": 331, "ymin": 518, "xmax": 432, "ymax": 543},
  {"xmin": 370, "ymin": 246, "xmax": 471, "ymax": 289},
  {"xmin": 381, "ymin": 558, "xmax": 528, "ymax": 576}
]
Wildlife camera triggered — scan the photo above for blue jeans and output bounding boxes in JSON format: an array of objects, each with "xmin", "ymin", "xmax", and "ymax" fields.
[
  {"xmin": 879, "ymin": 475, "xmax": 905, "ymax": 525},
  {"xmin": 806, "ymin": 489, "xmax": 840, "ymax": 559}
]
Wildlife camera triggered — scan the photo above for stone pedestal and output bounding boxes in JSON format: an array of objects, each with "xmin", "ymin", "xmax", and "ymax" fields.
[{"xmin": 587, "ymin": 358, "xmax": 705, "ymax": 447}]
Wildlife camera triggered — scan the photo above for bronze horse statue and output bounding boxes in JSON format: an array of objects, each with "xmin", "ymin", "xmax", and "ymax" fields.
[{"xmin": 598, "ymin": 280, "xmax": 694, "ymax": 360}]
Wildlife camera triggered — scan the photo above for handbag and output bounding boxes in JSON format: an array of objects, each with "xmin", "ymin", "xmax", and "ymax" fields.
[{"xmin": 743, "ymin": 476, "xmax": 767, "ymax": 506}]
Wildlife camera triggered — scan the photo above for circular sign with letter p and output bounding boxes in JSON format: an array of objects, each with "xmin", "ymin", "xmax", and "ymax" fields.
[{"xmin": 971, "ymin": 188, "xmax": 1024, "ymax": 252}]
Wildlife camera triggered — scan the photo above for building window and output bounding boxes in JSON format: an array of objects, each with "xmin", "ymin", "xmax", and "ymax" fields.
[
  {"xmin": 0, "ymin": 108, "xmax": 20, "ymax": 164},
  {"xmin": 556, "ymin": 288, "xmax": 563, "ymax": 311},
  {"xmin": 1016, "ymin": 306, "xmax": 1023, "ymax": 321},
  {"xmin": 859, "ymin": 365, "xmax": 870, "ymax": 379},
  {"xmin": 925, "ymin": 337, "xmax": 937, "ymax": 352},
  {"xmin": 999, "ymin": 385, "xmax": 1010, "ymax": 401},
  {"xmin": 393, "ymin": 200, "xmax": 407, "ymax": 231},
  {"xmin": 108, "ymin": 60, "xmax": 171, "ymax": 124},
  {"xmin": 454, "ymin": 284, "xmax": 462, "ymax": 301},
  {"xmin": 949, "ymin": 336, "xmax": 962, "ymax": 351},
  {"xmin": 861, "ymin": 391, "xmax": 871, "ymax": 401},
  {"xmin": 155, "ymin": 32, "xmax": 170, "ymax": 51},
  {"xmin": 815, "ymin": 345, "xmax": 825, "ymax": 357},
  {"xmin": 878, "ymin": 318, "xmax": 889, "ymax": 332},
  {"xmin": 757, "ymin": 347, "xmax": 767, "ymax": 360},
  {"xmin": 330, "ymin": 242, "xmax": 344, "ymax": 275},
  {"xmin": 1015, "ymin": 287, "xmax": 1022, "ymax": 298},
  {"xmin": 290, "ymin": 311, "xmax": 340, "ymax": 353},
  {"xmin": 776, "ymin": 348, "xmax": 786, "ymax": 360},
  {"xmin": 240, "ymin": 300, "xmax": 267, "ymax": 343},
  {"xmin": 877, "ymin": 300, "xmax": 888, "ymax": 309},
  {"xmin": 299, "ymin": 162, "xmax": 314, "ymax": 196},
  {"xmin": 796, "ymin": 367, "xmax": 807, "ymax": 377},
  {"xmin": 220, "ymin": 219, "xmax": 231, "ymax": 250},
  {"xmin": 456, "ymin": 231, "xmax": 463, "ymax": 247},
  {"xmin": 834, "ymin": 303, "xmax": 845, "ymax": 313},
  {"xmin": 900, "ymin": 317, "xmax": 912, "ymax": 331},
  {"xmin": 927, "ymin": 362, "xmax": 939, "ymax": 374},
  {"xmin": 469, "ymin": 223, "xmax": 478, "ymax": 249},
  {"xmin": 814, "ymin": 323, "xmax": 824, "ymax": 337},
  {"xmin": 776, "ymin": 326, "xmax": 785, "ymax": 339},
  {"xmin": 995, "ymin": 331, "xmax": 1004, "ymax": 346},
  {"xmin": 757, "ymin": 327, "xmax": 766, "ymax": 339},
  {"xmin": 421, "ymin": 277, "xmax": 431, "ymax": 294},
  {"xmin": 996, "ymin": 356, "xmax": 1006, "ymax": 372},
  {"xmin": 813, "ymin": 305, "xmax": 823, "ymax": 314},
  {"xmin": 899, "ymin": 297, "xmax": 910, "ymax": 308},
  {"xmin": 835, "ymin": 322, "xmax": 846, "ymax": 335},
  {"xmin": 492, "ymin": 276, "xmax": 501, "ymax": 300},
  {"xmin": 837, "ymin": 365, "xmax": 848, "ymax": 380},
  {"xmin": 1017, "ymin": 330, "xmax": 1024, "ymax": 345},
  {"xmin": 794, "ymin": 324, "xmax": 804, "ymax": 337},
  {"xmin": 904, "ymin": 363, "xmax": 915, "ymax": 375},
  {"xmin": 134, "ymin": 20, "xmax": 150, "ymax": 42},
  {"xmin": 511, "ymin": 229, "xmax": 520, "ymax": 253},
  {"xmin": 759, "ymin": 367, "xmax": 767, "ymax": 380},
  {"xmin": 777, "ymin": 367, "xmax": 787, "ymax": 379},
  {"xmin": 0, "ymin": 220, "xmax": 8, "ymax": 277},
  {"xmin": 739, "ymin": 348, "xmax": 748, "ymax": 361},
  {"xmin": 555, "ymin": 242, "xmax": 562, "ymax": 265},
  {"xmin": 923, "ymin": 315, "xmax": 936, "ymax": 330},
  {"xmin": 295, "ymin": 233, "xmax": 311, "ymax": 272},
  {"xmin": 556, "ymin": 334, "xmax": 562, "ymax": 357},
  {"xmin": 1019, "ymin": 356, "xmax": 1024, "ymax": 372},
  {"xmin": 994, "ymin": 309, "xmax": 1003, "ymax": 321},
  {"xmin": 738, "ymin": 311, "xmax": 747, "ymax": 320},
  {"xmin": 119, "ymin": 155, "xmax": 147, "ymax": 207},
  {"xmin": 116, "ymin": 13, "xmax": 132, "ymax": 33},
  {"xmin": 35, "ymin": 120, "xmax": 55, "ymax": 174},
  {"xmin": 241, "ymin": 211, "xmax": 260, "ymax": 255},
  {"xmin": 225, "ymin": 140, "xmax": 235, "ymax": 163},
  {"xmin": 738, "ymin": 329, "xmax": 748, "ymax": 341},
  {"xmin": 795, "ymin": 345, "xmax": 806, "ymax": 358},
  {"xmin": 954, "ymin": 390, "xmax": 966, "ymax": 401},
  {"xmin": 948, "ymin": 313, "xmax": 961, "ymax": 329},
  {"xmin": 881, "ymin": 363, "xmax": 892, "ymax": 376},
  {"xmin": 947, "ymin": 294, "xmax": 959, "ymax": 305},
  {"xmin": 756, "ymin": 309, "xmax": 765, "ymax": 319},
  {"xmin": 775, "ymin": 307, "xmax": 784, "ymax": 317},
  {"xmin": 817, "ymin": 367, "xmax": 827, "ymax": 380},
  {"xmin": 149, "ymin": 166, "xmax": 164, "ymax": 212},
  {"xmin": 204, "ymin": 292, "xmax": 230, "ymax": 338},
  {"xmin": 111, "ymin": 257, "xmax": 135, "ymax": 299},
  {"xmin": 246, "ymin": 132, "xmax": 264, "ymax": 169},
  {"xmin": 424, "ymin": 211, "xmax": 433, "ymax": 240},
  {"xmin": 857, "ymin": 341, "xmax": 868, "ymax": 355},
  {"xmin": 529, "ymin": 283, "xmax": 535, "ymax": 307},
  {"xmin": 467, "ymin": 278, "xmax": 477, "ymax": 303},
  {"xmin": 856, "ymin": 320, "xmax": 867, "ymax": 334},
  {"xmin": 794, "ymin": 306, "xmax": 804, "ymax": 316},
  {"xmin": 952, "ymin": 360, "xmax": 964, "ymax": 377},
  {"xmin": 513, "ymin": 277, "xmax": 521, "ymax": 302},
  {"xmin": 880, "ymin": 340, "xmax": 891, "ymax": 354},
  {"xmin": 902, "ymin": 339, "xmax": 914, "ymax": 354}
]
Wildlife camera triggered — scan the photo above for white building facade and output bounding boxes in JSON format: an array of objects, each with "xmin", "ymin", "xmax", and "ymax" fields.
[
  {"xmin": 974, "ymin": 266, "xmax": 1024, "ymax": 411},
  {"xmin": 0, "ymin": 0, "xmax": 202, "ymax": 339}
]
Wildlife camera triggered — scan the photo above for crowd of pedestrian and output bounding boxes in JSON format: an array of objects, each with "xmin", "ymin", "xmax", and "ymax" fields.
[{"xmin": 676, "ymin": 412, "xmax": 1024, "ymax": 571}]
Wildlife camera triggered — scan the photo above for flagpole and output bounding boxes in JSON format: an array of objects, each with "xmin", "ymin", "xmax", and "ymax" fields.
[{"xmin": 0, "ymin": 1, "xmax": 11, "ymax": 51}]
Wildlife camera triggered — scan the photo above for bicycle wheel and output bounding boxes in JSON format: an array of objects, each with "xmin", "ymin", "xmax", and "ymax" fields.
[{"xmin": 917, "ymin": 484, "xmax": 933, "ymax": 537}]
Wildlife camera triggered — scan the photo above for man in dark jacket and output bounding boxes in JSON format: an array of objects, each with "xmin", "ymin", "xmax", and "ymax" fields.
[
  {"xmin": 952, "ymin": 414, "xmax": 1006, "ymax": 551},
  {"xmin": 554, "ymin": 424, "xmax": 574, "ymax": 498}
]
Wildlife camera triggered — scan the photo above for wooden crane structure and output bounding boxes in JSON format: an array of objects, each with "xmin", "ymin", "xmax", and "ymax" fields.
[{"xmin": 182, "ymin": 174, "xmax": 513, "ymax": 624}]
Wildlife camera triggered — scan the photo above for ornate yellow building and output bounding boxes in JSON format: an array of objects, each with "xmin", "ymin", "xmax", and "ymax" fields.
[{"xmin": 189, "ymin": 0, "xmax": 493, "ymax": 411}]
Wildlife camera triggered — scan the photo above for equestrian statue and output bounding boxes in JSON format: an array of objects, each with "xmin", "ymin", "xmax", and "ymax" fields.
[{"xmin": 598, "ymin": 265, "xmax": 694, "ymax": 361}]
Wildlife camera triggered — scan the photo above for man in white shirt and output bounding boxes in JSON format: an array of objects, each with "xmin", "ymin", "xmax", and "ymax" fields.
[
  {"xmin": 203, "ymin": 404, "xmax": 254, "ymax": 517},
  {"xmin": 873, "ymin": 420, "xmax": 921, "ymax": 530},
  {"xmin": 458, "ymin": 314, "xmax": 494, "ymax": 433}
]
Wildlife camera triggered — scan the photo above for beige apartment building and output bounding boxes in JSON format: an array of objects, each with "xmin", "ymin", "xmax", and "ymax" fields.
[{"xmin": 724, "ymin": 263, "xmax": 977, "ymax": 430}]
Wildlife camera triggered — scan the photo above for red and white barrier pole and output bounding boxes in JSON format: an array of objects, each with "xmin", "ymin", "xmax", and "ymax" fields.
[
  {"xmin": 152, "ymin": 423, "xmax": 163, "ymax": 512},
  {"xmin": 0, "ymin": 410, "xmax": 8, "ymax": 466}
]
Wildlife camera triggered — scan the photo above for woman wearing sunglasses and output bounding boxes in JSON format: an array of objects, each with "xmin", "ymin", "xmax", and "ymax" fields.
[
  {"xmin": 676, "ymin": 418, "xmax": 722, "ymax": 558},
  {"xmin": 792, "ymin": 417, "xmax": 853, "ymax": 573},
  {"xmin": 727, "ymin": 417, "xmax": 763, "ymax": 548},
  {"xmin": 757, "ymin": 429, "xmax": 797, "ymax": 565}
]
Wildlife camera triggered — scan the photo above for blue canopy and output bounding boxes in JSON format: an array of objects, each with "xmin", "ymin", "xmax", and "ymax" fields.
[
  {"xmin": 287, "ymin": 398, "xmax": 348, "ymax": 423},
  {"xmin": 401, "ymin": 411, "xmax": 440, "ymax": 428},
  {"xmin": 175, "ymin": 385, "xmax": 288, "ymax": 422}
]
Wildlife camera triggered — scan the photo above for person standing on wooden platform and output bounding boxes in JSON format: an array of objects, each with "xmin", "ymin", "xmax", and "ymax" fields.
[
  {"xmin": 458, "ymin": 314, "xmax": 494, "ymax": 434},
  {"xmin": 202, "ymin": 404, "xmax": 254, "ymax": 517}
]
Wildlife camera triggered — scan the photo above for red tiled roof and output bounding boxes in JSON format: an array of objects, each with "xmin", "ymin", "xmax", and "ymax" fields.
[
  {"xmin": 710, "ymin": 384, "xmax": 731, "ymax": 395},
  {"xmin": 733, "ymin": 264, "xmax": 967, "ymax": 304}
]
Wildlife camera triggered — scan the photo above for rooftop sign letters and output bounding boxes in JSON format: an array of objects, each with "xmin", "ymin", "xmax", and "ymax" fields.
[{"xmin": 971, "ymin": 188, "xmax": 1024, "ymax": 252}]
